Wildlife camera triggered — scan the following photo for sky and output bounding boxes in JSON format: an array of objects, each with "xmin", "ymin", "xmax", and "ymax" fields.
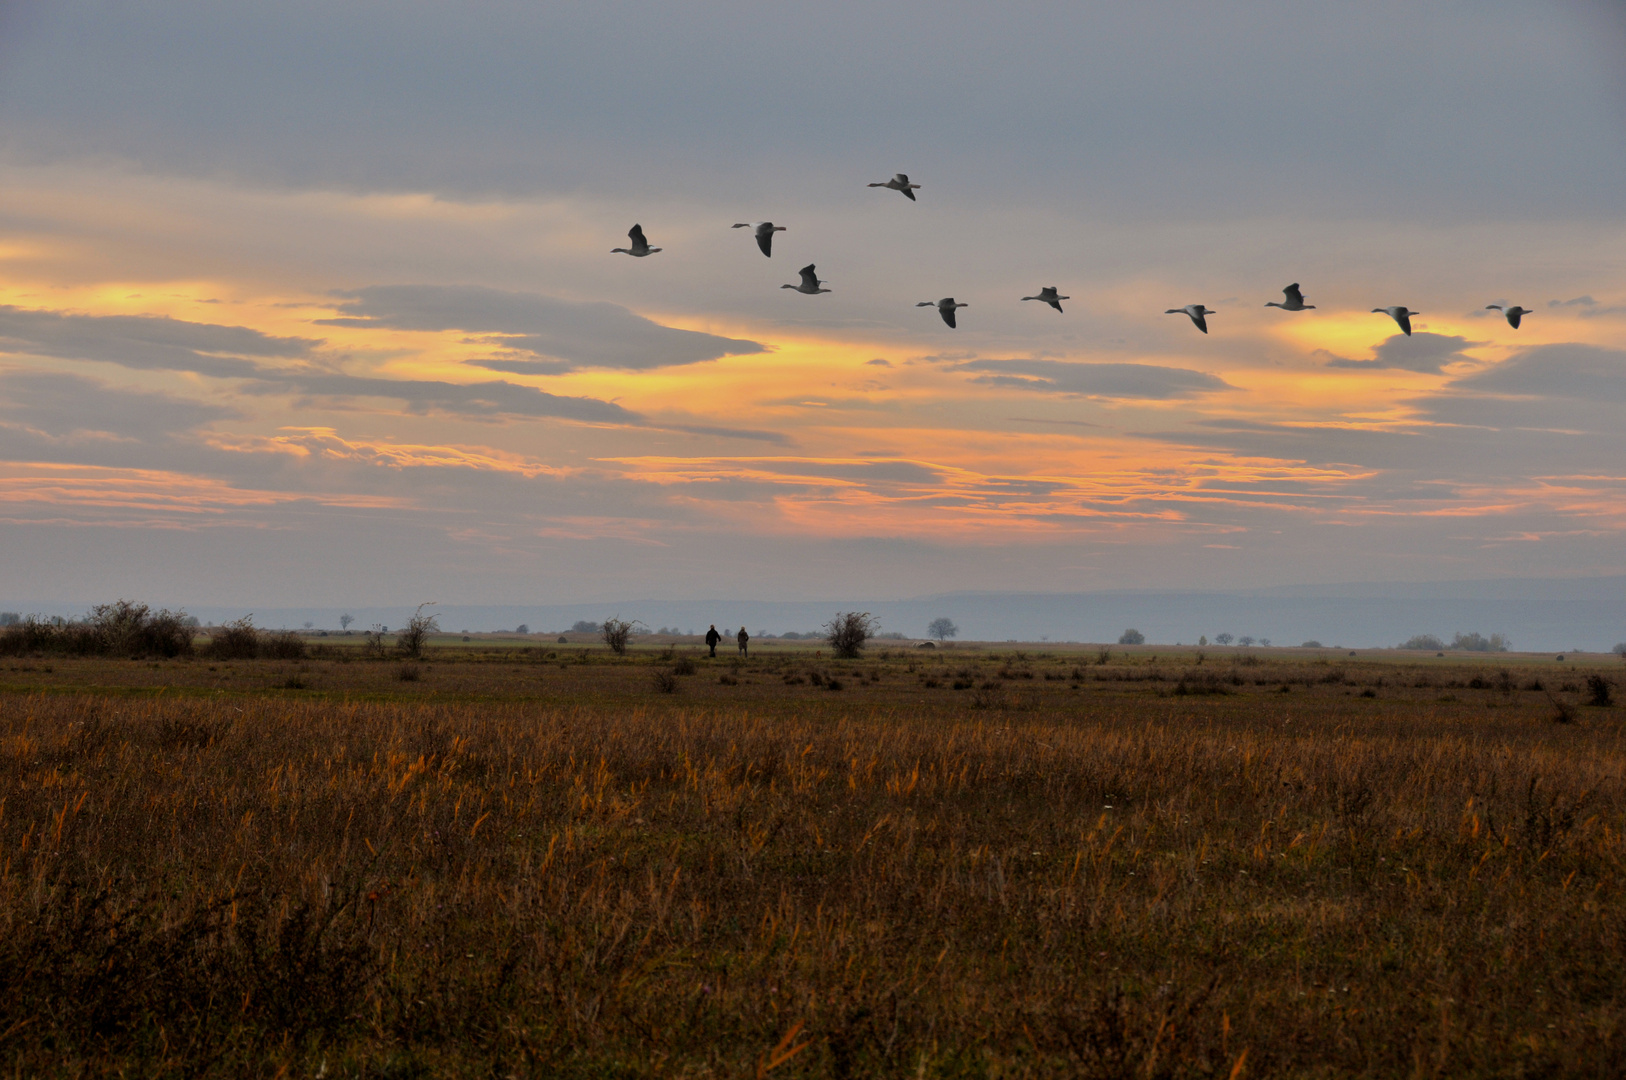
[{"xmin": 1, "ymin": 0, "xmax": 1624, "ymax": 608}]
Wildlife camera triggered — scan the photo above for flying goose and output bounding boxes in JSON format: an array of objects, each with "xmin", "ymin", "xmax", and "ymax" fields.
[
  {"xmin": 868, "ymin": 173, "xmax": 921, "ymax": 201},
  {"xmin": 783, "ymin": 264, "xmax": 831, "ymax": 294},
  {"xmin": 1265, "ymin": 283, "xmax": 1315, "ymax": 312},
  {"xmin": 1021, "ymin": 286, "xmax": 1069, "ymax": 313},
  {"xmin": 1486, "ymin": 304, "xmax": 1530, "ymax": 329},
  {"xmin": 611, "ymin": 224, "xmax": 660, "ymax": 257},
  {"xmin": 732, "ymin": 221, "xmax": 786, "ymax": 257},
  {"xmin": 1165, "ymin": 304, "xmax": 1215, "ymax": 334},
  {"xmin": 918, "ymin": 297, "xmax": 968, "ymax": 328},
  {"xmin": 1372, "ymin": 306, "xmax": 1419, "ymax": 336}
]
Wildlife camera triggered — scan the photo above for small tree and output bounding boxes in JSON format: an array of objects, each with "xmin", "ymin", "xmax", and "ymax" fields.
[
  {"xmin": 826, "ymin": 612, "xmax": 876, "ymax": 659},
  {"xmin": 1238, "ymin": 636, "xmax": 1255, "ymax": 647},
  {"xmin": 1214, "ymin": 633, "xmax": 1233, "ymax": 646},
  {"xmin": 928, "ymin": 617, "xmax": 959, "ymax": 641},
  {"xmin": 602, "ymin": 617, "xmax": 639, "ymax": 655},
  {"xmin": 1118, "ymin": 628, "xmax": 1145, "ymax": 646},
  {"xmin": 571, "ymin": 620, "xmax": 598, "ymax": 634},
  {"xmin": 1259, "ymin": 638, "xmax": 1271, "ymax": 647},
  {"xmin": 1197, "ymin": 635, "xmax": 1207, "ymax": 646},
  {"xmin": 516, "ymin": 624, "xmax": 530, "ymax": 635},
  {"xmin": 1615, "ymin": 642, "xmax": 1626, "ymax": 659},
  {"xmin": 397, "ymin": 603, "xmax": 439, "ymax": 659},
  {"xmin": 339, "ymin": 613, "xmax": 354, "ymax": 631},
  {"xmin": 1400, "ymin": 634, "xmax": 1446, "ymax": 651}
]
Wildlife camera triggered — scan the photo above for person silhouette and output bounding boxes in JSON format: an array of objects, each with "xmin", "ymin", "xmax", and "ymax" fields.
[
  {"xmin": 705, "ymin": 624, "xmax": 721, "ymax": 657},
  {"xmin": 737, "ymin": 627, "xmax": 749, "ymax": 657}
]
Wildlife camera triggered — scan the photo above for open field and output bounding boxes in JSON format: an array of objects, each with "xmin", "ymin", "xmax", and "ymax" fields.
[{"xmin": 2, "ymin": 645, "xmax": 1624, "ymax": 1076}]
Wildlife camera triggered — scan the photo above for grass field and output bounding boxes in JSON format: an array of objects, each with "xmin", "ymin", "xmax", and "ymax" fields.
[{"xmin": 1, "ymin": 642, "xmax": 1623, "ymax": 1077}]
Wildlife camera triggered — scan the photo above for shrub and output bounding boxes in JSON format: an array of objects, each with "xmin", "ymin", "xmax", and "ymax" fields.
[
  {"xmin": 1118, "ymin": 629, "xmax": 1145, "ymax": 646},
  {"xmin": 398, "ymin": 604, "xmax": 439, "ymax": 659},
  {"xmin": 260, "ymin": 631, "xmax": 306, "ymax": 660},
  {"xmin": 1452, "ymin": 631, "xmax": 1510, "ymax": 652},
  {"xmin": 515, "ymin": 624, "xmax": 530, "ymax": 635},
  {"xmin": 204, "ymin": 618, "xmax": 261, "ymax": 660},
  {"xmin": 1613, "ymin": 642, "xmax": 1626, "ymax": 658},
  {"xmin": 1587, "ymin": 675, "xmax": 1614, "ymax": 708},
  {"xmin": 363, "ymin": 626, "xmax": 388, "ymax": 658},
  {"xmin": 672, "ymin": 657, "xmax": 696, "ymax": 676},
  {"xmin": 396, "ymin": 663, "xmax": 421, "ymax": 682},
  {"xmin": 652, "ymin": 670, "xmax": 678, "ymax": 693},
  {"xmin": 2, "ymin": 601, "xmax": 199, "ymax": 658},
  {"xmin": 1302, "ymin": 640, "xmax": 1323, "ymax": 648},
  {"xmin": 1399, "ymin": 635, "xmax": 1446, "ymax": 651},
  {"xmin": 601, "ymin": 618, "xmax": 638, "ymax": 655},
  {"xmin": 825, "ymin": 612, "xmax": 876, "ymax": 659},
  {"xmin": 570, "ymin": 620, "xmax": 598, "ymax": 634}
]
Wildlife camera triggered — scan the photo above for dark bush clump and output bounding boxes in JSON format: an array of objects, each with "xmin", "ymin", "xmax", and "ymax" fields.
[
  {"xmin": 205, "ymin": 618, "xmax": 262, "ymax": 660},
  {"xmin": 825, "ymin": 612, "xmax": 875, "ymax": 659},
  {"xmin": 1399, "ymin": 634, "xmax": 1446, "ymax": 651},
  {"xmin": 1587, "ymin": 675, "xmax": 1614, "ymax": 708},
  {"xmin": 0, "ymin": 601, "xmax": 196, "ymax": 658},
  {"xmin": 261, "ymin": 631, "xmax": 306, "ymax": 660}
]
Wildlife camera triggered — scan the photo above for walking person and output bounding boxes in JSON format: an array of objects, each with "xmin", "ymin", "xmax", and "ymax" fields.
[
  {"xmin": 705, "ymin": 624, "xmax": 721, "ymax": 657},
  {"xmin": 737, "ymin": 627, "xmax": 749, "ymax": 657}
]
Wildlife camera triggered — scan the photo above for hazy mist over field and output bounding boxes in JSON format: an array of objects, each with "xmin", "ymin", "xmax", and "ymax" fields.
[{"xmin": 1, "ymin": 2, "xmax": 1624, "ymax": 613}]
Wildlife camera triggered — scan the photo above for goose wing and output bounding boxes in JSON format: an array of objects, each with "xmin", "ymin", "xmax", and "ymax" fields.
[
  {"xmin": 940, "ymin": 305, "xmax": 956, "ymax": 328},
  {"xmin": 755, "ymin": 224, "xmax": 774, "ymax": 257},
  {"xmin": 1283, "ymin": 283, "xmax": 1305, "ymax": 307},
  {"xmin": 628, "ymin": 224, "xmax": 648, "ymax": 247},
  {"xmin": 799, "ymin": 265, "xmax": 819, "ymax": 290}
]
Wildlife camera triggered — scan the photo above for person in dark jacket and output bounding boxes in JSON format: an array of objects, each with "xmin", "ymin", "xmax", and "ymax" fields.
[
  {"xmin": 737, "ymin": 627, "xmax": 749, "ymax": 657},
  {"xmin": 705, "ymin": 624, "xmax": 721, "ymax": 657}
]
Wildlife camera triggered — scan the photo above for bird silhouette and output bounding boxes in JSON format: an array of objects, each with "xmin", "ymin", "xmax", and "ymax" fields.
[
  {"xmin": 1265, "ymin": 284, "xmax": 1315, "ymax": 312},
  {"xmin": 732, "ymin": 221, "xmax": 786, "ymax": 257},
  {"xmin": 1166, "ymin": 304, "xmax": 1215, "ymax": 334},
  {"xmin": 611, "ymin": 224, "xmax": 660, "ymax": 257},
  {"xmin": 1022, "ymin": 286, "xmax": 1069, "ymax": 313},
  {"xmin": 1372, "ymin": 306, "xmax": 1419, "ymax": 336},
  {"xmin": 918, "ymin": 297, "xmax": 968, "ymax": 328},
  {"xmin": 868, "ymin": 173, "xmax": 921, "ymax": 201},
  {"xmin": 1486, "ymin": 304, "xmax": 1530, "ymax": 329},
  {"xmin": 782, "ymin": 265, "xmax": 831, "ymax": 294}
]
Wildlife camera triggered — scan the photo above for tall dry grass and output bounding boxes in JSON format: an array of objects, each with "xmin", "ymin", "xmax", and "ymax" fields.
[{"xmin": 0, "ymin": 679, "xmax": 1623, "ymax": 1075}]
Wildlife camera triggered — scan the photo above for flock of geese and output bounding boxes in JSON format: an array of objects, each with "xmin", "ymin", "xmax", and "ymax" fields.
[{"xmin": 612, "ymin": 173, "xmax": 1534, "ymax": 337}]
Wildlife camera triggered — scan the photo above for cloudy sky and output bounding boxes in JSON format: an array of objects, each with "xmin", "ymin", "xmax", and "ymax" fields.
[{"xmin": 0, "ymin": 0, "xmax": 1624, "ymax": 606}]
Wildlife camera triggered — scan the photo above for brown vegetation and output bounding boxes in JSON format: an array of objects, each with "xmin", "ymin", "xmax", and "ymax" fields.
[{"xmin": 0, "ymin": 647, "xmax": 1623, "ymax": 1075}]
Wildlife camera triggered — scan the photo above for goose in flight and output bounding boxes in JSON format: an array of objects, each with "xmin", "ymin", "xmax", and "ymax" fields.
[
  {"xmin": 1265, "ymin": 283, "xmax": 1315, "ymax": 312},
  {"xmin": 783, "ymin": 264, "xmax": 831, "ymax": 295},
  {"xmin": 1166, "ymin": 304, "xmax": 1215, "ymax": 334},
  {"xmin": 733, "ymin": 221, "xmax": 786, "ymax": 257},
  {"xmin": 1372, "ymin": 306, "xmax": 1419, "ymax": 336},
  {"xmin": 1486, "ymin": 304, "xmax": 1530, "ymax": 329},
  {"xmin": 918, "ymin": 297, "xmax": 968, "ymax": 328},
  {"xmin": 611, "ymin": 224, "xmax": 660, "ymax": 257},
  {"xmin": 1021, "ymin": 286, "xmax": 1069, "ymax": 313},
  {"xmin": 868, "ymin": 173, "xmax": 921, "ymax": 201}
]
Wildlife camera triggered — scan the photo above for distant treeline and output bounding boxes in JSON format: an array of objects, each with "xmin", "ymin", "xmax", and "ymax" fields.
[
  {"xmin": 1398, "ymin": 632, "xmax": 1510, "ymax": 652},
  {"xmin": 0, "ymin": 602, "xmax": 305, "ymax": 660}
]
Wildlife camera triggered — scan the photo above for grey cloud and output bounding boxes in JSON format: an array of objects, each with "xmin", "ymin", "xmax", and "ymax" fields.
[
  {"xmin": 953, "ymin": 359, "xmax": 1230, "ymax": 399},
  {"xmin": 0, "ymin": 368, "xmax": 238, "ymax": 442},
  {"xmin": 322, "ymin": 285, "xmax": 765, "ymax": 371},
  {"xmin": 465, "ymin": 358, "xmax": 576, "ymax": 377},
  {"xmin": 2, "ymin": 3, "xmax": 1624, "ymax": 222},
  {"xmin": 1548, "ymin": 296, "xmax": 1597, "ymax": 308},
  {"xmin": 1445, "ymin": 344, "xmax": 1626, "ymax": 403},
  {"xmin": 1321, "ymin": 334, "xmax": 1478, "ymax": 375},
  {"xmin": 0, "ymin": 305, "xmax": 315, "ymax": 377}
]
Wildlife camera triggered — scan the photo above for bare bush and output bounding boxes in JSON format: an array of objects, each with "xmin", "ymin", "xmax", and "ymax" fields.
[
  {"xmin": 601, "ymin": 617, "xmax": 639, "ymax": 655},
  {"xmin": 824, "ymin": 612, "xmax": 875, "ymax": 659},
  {"xmin": 1587, "ymin": 675, "xmax": 1614, "ymax": 708},
  {"xmin": 398, "ymin": 603, "xmax": 439, "ymax": 659},
  {"xmin": 363, "ymin": 626, "xmax": 388, "ymax": 658},
  {"xmin": 261, "ymin": 631, "xmax": 306, "ymax": 660}
]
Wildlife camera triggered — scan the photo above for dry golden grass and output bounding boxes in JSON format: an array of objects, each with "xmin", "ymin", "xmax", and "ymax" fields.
[{"xmin": 1, "ymin": 647, "xmax": 1623, "ymax": 1076}]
